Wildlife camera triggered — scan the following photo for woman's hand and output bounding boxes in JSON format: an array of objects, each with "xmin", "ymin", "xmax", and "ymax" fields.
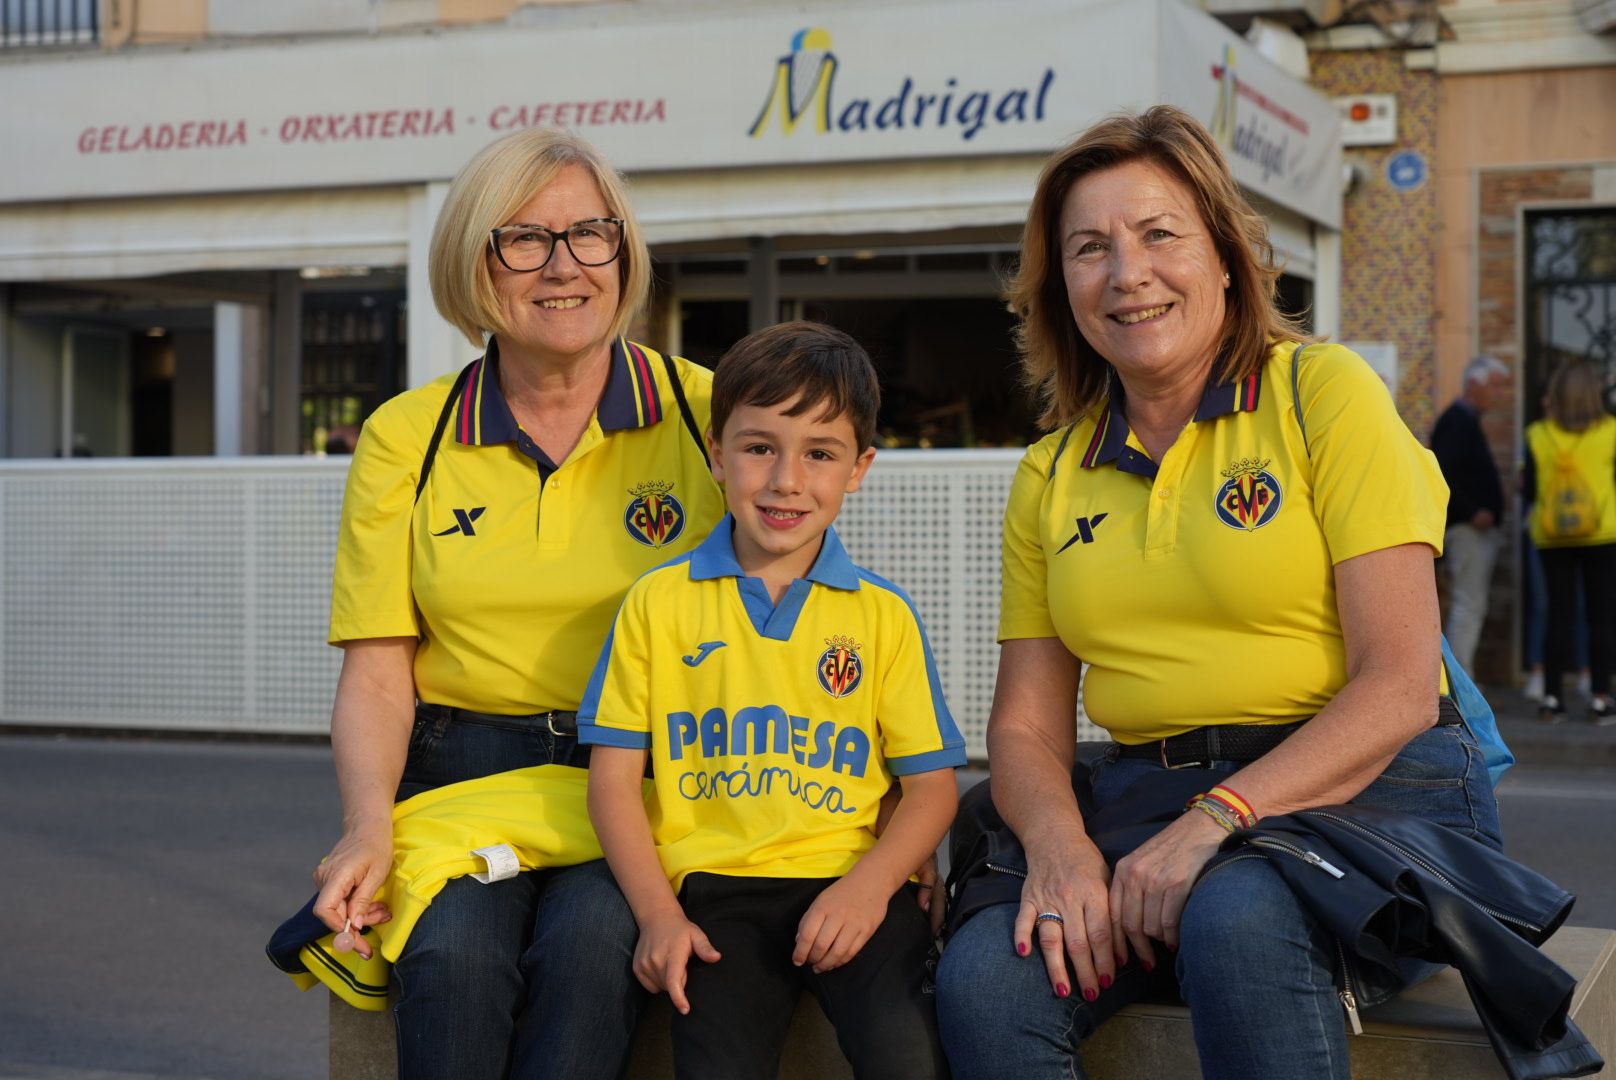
[
  {"xmin": 1013, "ymin": 832, "xmax": 1119, "ymax": 1001},
  {"xmin": 633, "ymin": 909, "xmax": 721, "ymax": 1015},
  {"xmin": 312, "ymin": 818, "xmax": 395, "ymax": 959},
  {"xmin": 1107, "ymin": 807, "xmax": 1227, "ymax": 968}
]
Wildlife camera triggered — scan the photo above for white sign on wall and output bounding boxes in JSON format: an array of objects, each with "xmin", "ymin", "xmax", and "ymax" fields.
[{"xmin": 0, "ymin": 0, "xmax": 1340, "ymax": 228}]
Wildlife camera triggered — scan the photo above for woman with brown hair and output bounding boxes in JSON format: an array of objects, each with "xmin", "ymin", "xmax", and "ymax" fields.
[
  {"xmin": 935, "ymin": 105, "xmax": 1500, "ymax": 1079},
  {"xmin": 1525, "ymin": 359, "xmax": 1616, "ymax": 722}
]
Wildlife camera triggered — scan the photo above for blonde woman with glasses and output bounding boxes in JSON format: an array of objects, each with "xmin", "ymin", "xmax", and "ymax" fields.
[{"xmin": 310, "ymin": 127, "xmax": 724, "ymax": 1079}]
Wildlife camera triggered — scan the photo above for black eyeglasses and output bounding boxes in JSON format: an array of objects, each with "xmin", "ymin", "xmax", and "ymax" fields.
[{"xmin": 489, "ymin": 217, "xmax": 625, "ymax": 272}]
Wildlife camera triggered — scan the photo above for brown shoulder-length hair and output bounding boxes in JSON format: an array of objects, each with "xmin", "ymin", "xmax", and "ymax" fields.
[
  {"xmin": 1545, "ymin": 359, "xmax": 1609, "ymax": 432},
  {"xmin": 1008, "ymin": 105, "xmax": 1312, "ymax": 430}
]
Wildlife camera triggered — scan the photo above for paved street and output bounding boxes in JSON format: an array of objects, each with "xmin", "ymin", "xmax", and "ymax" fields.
[{"xmin": 1, "ymin": 730, "xmax": 1613, "ymax": 1079}]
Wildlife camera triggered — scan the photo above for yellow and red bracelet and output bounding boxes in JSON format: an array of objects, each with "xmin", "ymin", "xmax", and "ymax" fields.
[{"xmin": 1203, "ymin": 784, "xmax": 1258, "ymax": 829}]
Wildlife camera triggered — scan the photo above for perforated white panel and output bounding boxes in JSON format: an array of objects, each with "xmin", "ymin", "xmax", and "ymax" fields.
[
  {"xmin": 836, "ymin": 452, "xmax": 1103, "ymax": 753},
  {"xmin": 0, "ymin": 460, "xmax": 345, "ymax": 734},
  {"xmin": 0, "ymin": 453, "xmax": 1102, "ymax": 752}
]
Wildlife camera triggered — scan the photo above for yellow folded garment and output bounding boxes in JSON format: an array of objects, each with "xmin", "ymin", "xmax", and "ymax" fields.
[
  {"xmin": 295, "ymin": 763, "xmax": 637, "ymax": 1009},
  {"xmin": 294, "ymin": 932, "xmax": 391, "ymax": 1011}
]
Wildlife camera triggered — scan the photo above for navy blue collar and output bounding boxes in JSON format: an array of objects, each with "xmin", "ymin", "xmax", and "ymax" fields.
[
  {"xmin": 689, "ymin": 515, "xmax": 862, "ymax": 591},
  {"xmin": 1078, "ymin": 368, "xmax": 1264, "ymax": 477},
  {"xmin": 452, "ymin": 337, "xmax": 667, "ymax": 446}
]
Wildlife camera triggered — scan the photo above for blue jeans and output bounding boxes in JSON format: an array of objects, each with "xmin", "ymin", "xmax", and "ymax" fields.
[
  {"xmin": 936, "ymin": 723, "xmax": 1502, "ymax": 1080},
  {"xmin": 390, "ymin": 707, "xmax": 647, "ymax": 1080}
]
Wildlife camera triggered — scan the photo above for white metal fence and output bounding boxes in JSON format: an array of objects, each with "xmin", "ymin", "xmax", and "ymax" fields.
[{"xmin": 0, "ymin": 453, "xmax": 1098, "ymax": 755}]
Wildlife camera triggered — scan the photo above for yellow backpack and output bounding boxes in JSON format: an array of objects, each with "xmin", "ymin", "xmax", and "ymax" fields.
[{"xmin": 1537, "ymin": 426, "xmax": 1598, "ymax": 540}]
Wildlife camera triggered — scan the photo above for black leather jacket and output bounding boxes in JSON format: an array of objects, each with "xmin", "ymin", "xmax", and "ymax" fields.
[
  {"xmin": 946, "ymin": 767, "xmax": 1603, "ymax": 1080},
  {"xmin": 1209, "ymin": 804, "xmax": 1600, "ymax": 1080}
]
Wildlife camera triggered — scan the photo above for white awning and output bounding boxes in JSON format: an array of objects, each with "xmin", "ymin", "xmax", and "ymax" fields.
[{"xmin": 0, "ymin": 187, "xmax": 409, "ymax": 281}]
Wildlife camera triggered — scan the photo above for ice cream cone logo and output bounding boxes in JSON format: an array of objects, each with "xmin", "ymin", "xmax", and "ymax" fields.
[{"xmin": 750, "ymin": 28, "xmax": 837, "ymax": 138}]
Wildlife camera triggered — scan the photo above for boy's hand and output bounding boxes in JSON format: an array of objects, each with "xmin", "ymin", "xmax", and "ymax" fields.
[
  {"xmin": 793, "ymin": 874, "xmax": 890, "ymax": 974},
  {"xmin": 633, "ymin": 910, "xmax": 721, "ymax": 1015}
]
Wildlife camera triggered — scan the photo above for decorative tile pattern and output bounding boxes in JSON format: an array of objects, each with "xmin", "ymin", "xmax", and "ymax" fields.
[{"xmin": 1309, "ymin": 50, "xmax": 1440, "ymax": 437}]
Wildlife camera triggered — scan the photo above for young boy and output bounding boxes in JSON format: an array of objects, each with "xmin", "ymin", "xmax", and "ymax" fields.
[{"xmin": 579, "ymin": 321, "xmax": 964, "ymax": 1079}]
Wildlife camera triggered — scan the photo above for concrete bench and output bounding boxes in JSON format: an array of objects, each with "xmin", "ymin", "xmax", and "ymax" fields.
[{"xmin": 331, "ymin": 926, "xmax": 1615, "ymax": 1078}]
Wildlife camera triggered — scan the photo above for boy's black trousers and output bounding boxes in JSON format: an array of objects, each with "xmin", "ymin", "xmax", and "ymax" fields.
[{"xmin": 672, "ymin": 873, "xmax": 947, "ymax": 1080}]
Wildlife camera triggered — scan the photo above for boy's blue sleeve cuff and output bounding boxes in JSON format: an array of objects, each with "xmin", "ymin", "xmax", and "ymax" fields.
[
  {"xmin": 886, "ymin": 743, "xmax": 968, "ymax": 775},
  {"xmin": 576, "ymin": 721, "xmax": 651, "ymax": 750}
]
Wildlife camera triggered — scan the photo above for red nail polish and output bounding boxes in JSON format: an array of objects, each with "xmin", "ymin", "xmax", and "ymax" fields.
[
  {"xmin": 1017, "ymin": 942, "xmax": 1029, "ymax": 956},
  {"xmin": 1055, "ymin": 983, "xmax": 1070, "ymax": 998},
  {"xmin": 1143, "ymin": 960, "xmax": 1155, "ymax": 973},
  {"xmin": 1100, "ymin": 974, "xmax": 1113, "ymax": 990},
  {"xmin": 1083, "ymin": 987, "xmax": 1098, "ymax": 1002}
]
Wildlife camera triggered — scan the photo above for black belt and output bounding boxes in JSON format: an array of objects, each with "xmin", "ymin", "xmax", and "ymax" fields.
[
  {"xmin": 1114, "ymin": 696, "xmax": 1462, "ymax": 768},
  {"xmin": 416, "ymin": 702, "xmax": 578, "ymax": 736}
]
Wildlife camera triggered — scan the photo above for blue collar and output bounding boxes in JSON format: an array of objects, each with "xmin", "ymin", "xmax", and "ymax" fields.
[
  {"xmin": 689, "ymin": 515, "xmax": 862, "ymax": 591},
  {"xmin": 1077, "ymin": 368, "xmax": 1264, "ymax": 478},
  {"xmin": 452, "ymin": 337, "xmax": 667, "ymax": 446}
]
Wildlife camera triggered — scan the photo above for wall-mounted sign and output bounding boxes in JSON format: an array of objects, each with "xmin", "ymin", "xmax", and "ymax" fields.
[
  {"xmin": 1333, "ymin": 93, "xmax": 1397, "ymax": 147},
  {"xmin": 1386, "ymin": 150, "xmax": 1429, "ymax": 192}
]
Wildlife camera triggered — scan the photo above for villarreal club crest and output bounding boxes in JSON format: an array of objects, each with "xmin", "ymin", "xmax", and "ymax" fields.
[
  {"xmin": 624, "ymin": 480, "xmax": 686, "ymax": 548},
  {"xmin": 1215, "ymin": 457, "xmax": 1283, "ymax": 531},
  {"xmin": 818, "ymin": 635, "xmax": 864, "ymax": 699}
]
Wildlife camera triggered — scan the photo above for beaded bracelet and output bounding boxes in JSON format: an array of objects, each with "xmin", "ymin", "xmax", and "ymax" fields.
[
  {"xmin": 1188, "ymin": 797, "xmax": 1240, "ymax": 834},
  {"xmin": 1204, "ymin": 784, "xmax": 1258, "ymax": 829}
]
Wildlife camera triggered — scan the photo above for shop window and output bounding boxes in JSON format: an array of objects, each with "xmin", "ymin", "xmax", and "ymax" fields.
[
  {"xmin": 678, "ymin": 301, "xmax": 746, "ymax": 372},
  {"xmin": 1276, "ymin": 273, "xmax": 1314, "ymax": 335},
  {"xmin": 1, "ymin": 0, "xmax": 96, "ymax": 47},
  {"xmin": 300, "ymin": 290, "xmax": 405, "ymax": 454},
  {"xmin": 1524, "ymin": 208, "xmax": 1616, "ymax": 420},
  {"xmin": 800, "ymin": 297, "xmax": 1036, "ymax": 449}
]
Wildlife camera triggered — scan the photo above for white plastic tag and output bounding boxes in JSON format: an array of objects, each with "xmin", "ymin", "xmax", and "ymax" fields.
[{"xmin": 469, "ymin": 843, "xmax": 520, "ymax": 884}]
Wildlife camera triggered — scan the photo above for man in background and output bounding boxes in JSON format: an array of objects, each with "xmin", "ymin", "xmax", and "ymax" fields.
[{"xmin": 1432, "ymin": 355, "xmax": 1510, "ymax": 672}]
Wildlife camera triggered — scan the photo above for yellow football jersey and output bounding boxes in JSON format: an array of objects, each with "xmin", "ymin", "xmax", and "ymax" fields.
[
  {"xmin": 1000, "ymin": 342, "xmax": 1449, "ymax": 742},
  {"xmin": 579, "ymin": 516, "xmax": 966, "ymax": 889},
  {"xmin": 330, "ymin": 338, "xmax": 726, "ymax": 713}
]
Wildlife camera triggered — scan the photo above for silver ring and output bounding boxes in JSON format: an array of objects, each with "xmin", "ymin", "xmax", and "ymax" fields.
[{"xmin": 1035, "ymin": 911, "xmax": 1065, "ymax": 925}]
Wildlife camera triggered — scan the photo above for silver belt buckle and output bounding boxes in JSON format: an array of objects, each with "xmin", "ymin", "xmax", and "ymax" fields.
[{"xmin": 543, "ymin": 711, "xmax": 564, "ymax": 736}]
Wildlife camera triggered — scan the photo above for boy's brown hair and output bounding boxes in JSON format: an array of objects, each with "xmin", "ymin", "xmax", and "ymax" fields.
[{"xmin": 710, "ymin": 321, "xmax": 881, "ymax": 449}]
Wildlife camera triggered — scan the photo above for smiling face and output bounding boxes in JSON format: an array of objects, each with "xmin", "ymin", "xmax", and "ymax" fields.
[
  {"xmin": 1059, "ymin": 158, "xmax": 1229, "ymax": 395},
  {"xmin": 709, "ymin": 397, "xmax": 876, "ymax": 589},
  {"xmin": 489, "ymin": 163, "xmax": 621, "ymax": 368}
]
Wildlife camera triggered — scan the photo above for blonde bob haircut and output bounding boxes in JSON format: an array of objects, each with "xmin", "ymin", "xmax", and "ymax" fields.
[
  {"xmin": 429, "ymin": 127, "xmax": 651, "ymax": 349},
  {"xmin": 1545, "ymin": 359, "xmax": 1609, "ymax": 433},
  {"xmin": 1008, "ymin": 105, "xmax": 1311, "ymax": 430}
]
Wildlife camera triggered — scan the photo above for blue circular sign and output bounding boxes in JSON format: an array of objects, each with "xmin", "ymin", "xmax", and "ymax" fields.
[{"xmin": 1386, "ymin": 150, "xmax": 1428, "ymax": 192}]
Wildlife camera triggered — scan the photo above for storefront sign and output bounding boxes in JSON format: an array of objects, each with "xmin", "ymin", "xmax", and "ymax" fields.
[
  {"xmin": 1157, "ymin": 1, "xmax": 1342, "ymax": 227},
  {"xmin": 0, "ymin": 0, "xmax": 1338, "ymax": 227}
]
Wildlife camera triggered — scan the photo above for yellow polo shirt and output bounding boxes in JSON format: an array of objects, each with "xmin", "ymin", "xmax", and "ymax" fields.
[
  {"xmin": 1000, "ymin": 342, "xmax": 1448, "ymax": 743},
  {"xmin": 330, "ymin": 337, "xmax": 726, "ymax": 714},
  {"xmin": 1525, "ymin": 417, "xmax": 1616, "ymax": 548},
  {"xmin": 578, "ymin": 516, "xmax": 966, "ymax": 889}
]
